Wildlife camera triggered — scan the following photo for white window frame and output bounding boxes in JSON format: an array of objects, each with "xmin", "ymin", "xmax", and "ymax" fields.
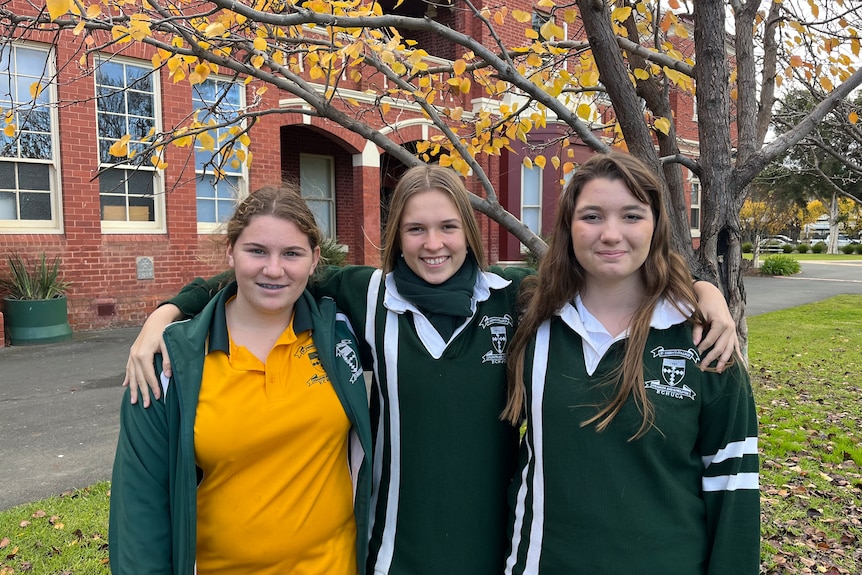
[
  {"xmin": 520, "ymin": 162, "xmax": 543, "ymax": 251},
  {"xmin": 95, "ymin": 55, "xmax": 165, "ymax": 233},
  {"xmin": 300, "ymin": 154, "xmax": 336, "ymax": 240},
  {"xmin": 192, "ymin": 76, "xmax": 248, "ymax": 233},
  {"xmin": 0, "ymin": 42, "xmax": 62, "ymax": 233},
  {"xmin": 690, "ymin": 176, "xmax": 701, "ymax": 235}
]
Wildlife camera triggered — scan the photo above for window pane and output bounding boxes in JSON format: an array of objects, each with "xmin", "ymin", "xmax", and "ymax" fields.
[
  {"xmin": 97, "ymin": 61, "xmax": 125, "ymax": 88},
  {"xmin": 0, "ymin": 191, "xmax": 16, "ymax": 219},
  {"xmin": 97, "ymin": 87, "xmax": 125, "ymax": 113},
  {"xmin": 128, "ymin": 91, "xmax": 153, "ymax": 117},
  {"xmin": 196, "ymin": 178, "xmax": 216, "ymax": 199},
  {"xmin": 101, "ymin": 193, "xmax": 126, "ymax": 220},
  {"xmin": 307, "ymin": 199, "xmax": 332, "ymax": 237},
  {"xmin": 217, "ymin": 177, "xmax": 239, "ymax": 199},
  {"xmin": 690, "ymin": 208, "xmax": 700, "ymax": 229},
  {"xmin": 18, "ymin": 163, "xmax": 49, "ymax": 190},
  {"xmin": 98, "ymin": 113, "xmax": 125, "ymax": 140},
  {"xmin": 216, "ymin": 200, "xmax": 234, "ymax": 222},
  {"xmin": 20, "ymin": 191, "xmax": 51, "ymax": 220},
  {"xmin": 0, "ymin": 161, "xmax": 15, "ymax": 184},
  {"xmin": 19, "ymin": 133, "xmax": 51, "ymax": 160},
  {"xmin": 197, "ymin": 198, "xmax": 216, "ymax": 223},
  {"xmin": 99, "ymin": 167, "xmax": 126, "ymax": 194},
  {"xmin": 126, "ymin": 65, "xmax": 152, "ymax": 91},
  {"xmin": 128, "ymin": 170, "xmax": 155, "ymax": 196},
  {"xmin": 129, "ymin": 194, "xmax": 154, "ymax": 221},
  {"xmin": 300, "ymin": 156, "xmax": 332, "ymax": 199},
  {"xmin": 17, "ymin": 48, "xmax": 48, "ymax": 78},
  {"xmin": 522, "ymin": 165, "xmax": 541, "ymax": 205},
  {"xmin": 523, "ymin": 207, "xmax": 540, "ymax": 235}
]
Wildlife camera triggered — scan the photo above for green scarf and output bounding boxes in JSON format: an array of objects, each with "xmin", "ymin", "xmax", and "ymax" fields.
[{"xmin": 393, "ymin": 254, "xmax": 478, "ymax": 340}]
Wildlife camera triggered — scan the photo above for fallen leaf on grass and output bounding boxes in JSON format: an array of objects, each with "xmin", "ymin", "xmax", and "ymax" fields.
[{"xmin": 0, "ymin": 539, "xmax": 7, "ymax": 549}]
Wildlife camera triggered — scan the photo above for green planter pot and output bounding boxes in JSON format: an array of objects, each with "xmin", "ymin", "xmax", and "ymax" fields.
[{"xmin": 3, "ymin": 296, "xmax": 73, "ymax": 345}]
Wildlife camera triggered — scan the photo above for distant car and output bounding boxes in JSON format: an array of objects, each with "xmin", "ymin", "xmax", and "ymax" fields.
[
  {"xmin": 758, "ymin": 235, "xmax": 794, "ymax": 252},
  {"xmin": 825, "ymin": 234, "xmax": 856, "ymax": 248}
]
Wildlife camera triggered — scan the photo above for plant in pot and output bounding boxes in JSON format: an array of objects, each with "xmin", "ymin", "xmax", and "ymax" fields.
[{"xmin": 0, "ymin": 252, "xmax": 73, "ymax": 345}]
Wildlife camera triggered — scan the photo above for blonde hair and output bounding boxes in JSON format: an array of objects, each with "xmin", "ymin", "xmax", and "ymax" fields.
[
  {"xmin": 503, "ymin": 152, "xmax": 704, "ymax": 438},
  {"xmin": 381, "ymin": 165, "xmax": 487, "ymax": 272}
]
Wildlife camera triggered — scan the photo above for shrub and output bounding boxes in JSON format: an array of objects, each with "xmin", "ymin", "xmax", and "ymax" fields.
[
  {"xmin": 319, "ymin": 237, "xmax": 349, "ymax": 267},
  {"xmin": 796, "ymin": 243, "xmax": 810, "ymax": 254},
  {"xmin": 760, "ymin": 255, "xmax": 801, "ymax": 276},
  {"xmin": 856, "ymin": 244, "xmax": 862, "ymax": 255},
  {"xmin": 782, "ymin": 244, "xmax": 794, "ymax": 253},
  {"xmin": 841, "ymin": 244, "xmax": 857, "ymax": 254},
  {"xmin": 742, "ymin": 242, "xmax": 753, "ymax": 253},
  {"xmin": 811, "ymin": 242, "xmax": 827, "ymax": 253}
]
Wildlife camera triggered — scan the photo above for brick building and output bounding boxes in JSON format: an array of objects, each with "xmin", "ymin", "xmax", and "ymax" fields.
[{"xmin": 0, "ymin": 1, "xmax": 704, "ymax": 344}]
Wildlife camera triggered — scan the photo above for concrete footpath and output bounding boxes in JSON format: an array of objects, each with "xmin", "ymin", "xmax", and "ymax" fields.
[
  {"xmin": 0, "ymin": 327, "xmax": 138, "ymax": 510},
  {"xmin": 1, "ymin": 260, "xmax": 862, "ymax": 510}
]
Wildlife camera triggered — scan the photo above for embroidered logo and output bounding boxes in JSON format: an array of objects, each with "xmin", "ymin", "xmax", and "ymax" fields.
[
  {"xmin": 644, "ymin": 346, "xmax": 697, "ymax": 400},
  {"xmin": 480, "ymin": 314, "xmax": 513, "ymax": 364},
  {"xmin": 336, "ymin": 339, "xmax": 364, "ymax": 384}
]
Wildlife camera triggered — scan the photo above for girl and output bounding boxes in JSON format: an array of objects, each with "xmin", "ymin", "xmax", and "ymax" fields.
[
  {"xmin": 109, "ymin": 185, "xmax": 371, "ymax": 574},
  {"xmin": 503, "ymin": 153, "xmax": 759, "ymax": 575}
]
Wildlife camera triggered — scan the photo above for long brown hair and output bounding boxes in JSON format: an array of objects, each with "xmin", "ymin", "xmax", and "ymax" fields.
[
  {"xmin": 381, "ymin": 165, "xmax": 487, "ymax": 272},
  {"xmin": 503, "ymin": 152, "xmax": 703, "ymax": 438}
]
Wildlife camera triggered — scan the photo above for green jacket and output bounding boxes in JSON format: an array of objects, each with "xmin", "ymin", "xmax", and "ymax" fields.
[{"xmin": 109, "ymin": 283, "xmax": 372, "ymax": 575}]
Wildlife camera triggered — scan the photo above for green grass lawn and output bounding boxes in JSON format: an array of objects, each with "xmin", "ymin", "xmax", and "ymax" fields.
[{"xmin": 1, "ymin": 297, "xmax": 861, "ymax": 573}]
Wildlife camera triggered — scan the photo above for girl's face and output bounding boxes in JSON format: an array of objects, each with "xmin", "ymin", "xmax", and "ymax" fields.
[
  {"xmin": 570, "ymin": 177, "xmax": 655, "ymax": 290},
  {"xmin": 227, "ymin": 215, "xmax": 320, "ymax": 316},
  {"xmin": 398, "ymin": 189, "xmax": 468, "ymax": 284}
]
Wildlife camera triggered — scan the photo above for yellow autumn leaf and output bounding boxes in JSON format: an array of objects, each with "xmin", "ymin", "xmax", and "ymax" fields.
[
  {"xmin": 452, "ymin": 59, "xmax": 467, "ymax": 76},
  {"xmin": 577, "ymin": 103, "xmax": 592, "ymax": 120},
  {"xmin": 611, "ymin": 6, "xmax": 632, "ymax": 23},
  {"xmin": 634, "ymin": 68, "xmax": 650, "ymax": 80},
  {"xmin": 450, "ymin": 106, "xmax": 464, "ymax": 120},
  {"xmin": 381, "ymin": 102, "xmax": 391, "ymax": 115},
  {"xmin": 512, "ymin": 10, "xmax": 532, "ymax": 23},
  {"xmin": 198, "ymin": 132, "xmax": 215, "ymax": 152},
  {"xmin": 460, "ymin": 78, "xmax": 471, "ymax": 93},
  {"xmin": 579, "ymin": 70, "xmax": 599, "ymax": 87},
  {"xmin": 819, "ymin": 76, "xmax": 834, "ymax": 91},
  {"xmin": 673, "ymin": 24, "xmax": 688, "ymax": 39},
  {"xmin": 653, "ymin": 117, "xmax": 671, "ymax": 135},
  {"xmin": 849, "ymin": 111, "xmax": 859, "ymax": 124},
  {"xmin": 109, "ymin": 136, "xmax": 130, "ymax": 157},
  {"xmin": 46, "ymin": 0, "xmax": 71, "ymax": 20},
  {"xmin": 29, "ymin": 82, "xmax": 44, "ymax": 99},
  {"xmin": 534, "ymin": 155, "xmax": 547, "ymax": 169},
  {"xmin": 253, "ymin": 37, "xmax": 267, "ymax": 51},
  {"xmin": 525, "ymin": 28, "xmax": 539, "ymax": 40},
  {"xmin": 790, "ymin": 55, "xmax": 803, "ymax": 67},
  {"xmin": 86, "ymin": 3, "xmax": 101, "ymax": 17},
  {"xmin": 522, "ymin": 156, "xmax": 534, "ymax": 169},
  {"xmin": 150, "ymin": 155, "xmax": 168, "ymax": 170},
  {"xmin": 3, "ymin": 124, "xmax": 16, "ymax": 137}
]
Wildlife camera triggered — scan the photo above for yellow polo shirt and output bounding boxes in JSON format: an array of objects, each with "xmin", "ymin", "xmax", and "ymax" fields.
[{"xmin": 194, "ymin": 297, "xmax": 356, "ymax": 575}]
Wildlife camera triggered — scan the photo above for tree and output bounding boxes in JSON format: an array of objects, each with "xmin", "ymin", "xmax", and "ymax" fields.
[
  {"xmin": 771, "ymin": 89, "xmax": 862, "ymax": 252},
  {"xmin": 4, "ymin": 0, "xmax": 862, "ymax": 351}
]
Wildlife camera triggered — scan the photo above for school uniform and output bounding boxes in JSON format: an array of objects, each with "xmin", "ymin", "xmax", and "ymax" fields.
[{"xmin": 505, "ymin": 297, "xmax": 760, "ymax": 575}]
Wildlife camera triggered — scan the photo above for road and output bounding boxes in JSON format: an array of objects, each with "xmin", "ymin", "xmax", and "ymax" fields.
[{"xmin": 743, "ymin": 260, "xmax": 862, "ymax": 316}]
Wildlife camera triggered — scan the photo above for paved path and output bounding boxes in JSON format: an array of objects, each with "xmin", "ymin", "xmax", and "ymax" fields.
[
  {"xmin": 743, "ymin": 260, "xmax": 862, "ymax": 315},
  {"xmin": 1, "ymin": 260, "xmax": 861, "ymax": 510},
  {"xmin": 0, "ymin": 328, "xmax": 137, "ymax": 510}
]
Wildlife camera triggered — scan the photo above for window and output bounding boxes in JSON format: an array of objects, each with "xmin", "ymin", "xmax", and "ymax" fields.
[
  {"xmin": 690, "ymin": 178, "xmax": 701, "ymax": 231},
  {"xmin": 521, "ymin": 163, "xmax": 542, "ymax": 237},
  {"xmin": 300, "ymin": 154, "xmax": 335, "ymax": 239},
  {"xmin": 96, "ymin": 57, "xmax": 163, "ymax": 231},
  {"xmin": 193, "ymin": 77, "xmax": 246, "ymax": 232},
  {"xmin": 0, "ymin": 43, "xmax": 60, "ymax": 231}
]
